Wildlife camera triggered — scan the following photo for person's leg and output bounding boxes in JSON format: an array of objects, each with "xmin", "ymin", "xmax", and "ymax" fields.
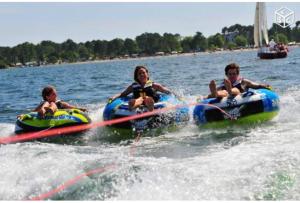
[
  {"xmin": 208, "ymin": 80, "xmax": 218, "ymax": 98},
  {"xmin": 143, "ymin": 97, "xmax": 154, "ymax": 111},
  {"xmin": 37, "ymin": 102, "xmax": 50, "ymax": 117},
  {"xmin": 224, "ymin": 79, "xmax": 232, "ymax": 95},
  {"xmin": 44, "ymin": 102, "xmax": 58, "ymax": 114},
  {"xmin": 207, "ymin": 80, "xmax": 228, "ymax": 98},
  {"xmin": 224, "ymin": 79, "xmax": 240, "ymax": 96},
  {"xmin": 230, "ymin": 88, "xmax": 241, "ymax": 96},
  {"xmin": 217, "ymin": 90, "xmax": 229, "ymax": 98},
  {"xmin": 129, "ymin": 97, "xmax": 144, "ymax": 110}
]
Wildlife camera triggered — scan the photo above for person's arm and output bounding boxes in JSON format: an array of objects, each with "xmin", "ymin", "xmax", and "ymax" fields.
[
  {"xmin": 153, "ymin": 83, "xmax": 172, "ymax": 94},
  {"xmin": 109, "ymin": 85, "xmax": 133, "ymax": 101},
  {"xmin": 152, "ymin": 83, "xmax": 185, "ymax": 99},
  {"xmin": 243, "ymin": 79, "xmax": 271, "ymax": 90}
]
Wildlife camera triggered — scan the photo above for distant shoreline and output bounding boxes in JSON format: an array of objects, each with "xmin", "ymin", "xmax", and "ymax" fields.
[
  {"xmin": 12, "ymin": 48, "xmax": 258, "ymax": 68},
  {"xmin": 64, "ymin": 45, "xmax": 299, "ymax": 67},
  {"xmin": 37, "ymin": 47, "xmax": 268, "ymax": 67},
  {"xmin": 3, "ymin": 45, "xmax": 299, "ymax": 69}
]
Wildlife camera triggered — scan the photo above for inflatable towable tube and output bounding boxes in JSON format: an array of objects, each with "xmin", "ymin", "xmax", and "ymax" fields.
[
  {"xmin": 15, "ymin": 109, "xmax": 91, "ymax": 134},
  {"xmin": 103, "ymin": 93, "xmax": 189, "ymax": 131},
  {"xmin": 193, "ymin": 89, "xmax": 279, "ymax": 128}
]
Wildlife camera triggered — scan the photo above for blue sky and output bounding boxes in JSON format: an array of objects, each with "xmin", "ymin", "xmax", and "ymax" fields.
[{"xmin": 0, "ymin": 2, "xmax": 299, "ymax": 47}]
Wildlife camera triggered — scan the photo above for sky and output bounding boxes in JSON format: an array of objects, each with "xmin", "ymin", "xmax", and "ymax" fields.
[{"xmin": 0, "ymin": 2, "xmax": 300, "ymax": 47}]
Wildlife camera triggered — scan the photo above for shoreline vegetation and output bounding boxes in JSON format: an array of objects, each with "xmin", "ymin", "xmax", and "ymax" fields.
[
  {"xmin": 1, "ymin": 22, "xmax": 300, "ymax": 69},
  {"xmin": 39, "ymin": 47, "xmax": 266, "ymax": 67}
]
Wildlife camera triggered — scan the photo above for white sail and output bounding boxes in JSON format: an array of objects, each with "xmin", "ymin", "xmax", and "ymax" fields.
[
  {"xmin": 254, "ymin": 3, "xmax": 260, "ymax": 47},
  {"xmin": 260, "ymin": 3, "xmax": 269, "ymax": 45},
  {"xmin": 254, "ymin": 2, "xmax": 269, "ymax": 48}
]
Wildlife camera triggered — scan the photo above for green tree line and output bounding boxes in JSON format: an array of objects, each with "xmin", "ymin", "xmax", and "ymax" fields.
[{"xmin": 1, "ymin": 21, "xmax": 300, "ymax": 69}]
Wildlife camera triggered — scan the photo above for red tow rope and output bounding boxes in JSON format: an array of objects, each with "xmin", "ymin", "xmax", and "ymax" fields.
[{"xmin": 0, "ymin": 102, "xmax": 233, "ymax": 145}]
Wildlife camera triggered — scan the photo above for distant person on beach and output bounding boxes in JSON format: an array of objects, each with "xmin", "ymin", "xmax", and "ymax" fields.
[
  {"xmin": 109, "ymin": 66, "xmax": 172, "ymax": 111},
  {"xmin": 207, "ymin": 63, "xmax": 271, "ymax": 98},
  {"xmin": 34, "ymin": 85, "xmax": 87, "ymax": 118}
]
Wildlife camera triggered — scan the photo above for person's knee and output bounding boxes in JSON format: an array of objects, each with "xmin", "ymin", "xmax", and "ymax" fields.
[
  {"xmin": 218, "ymin": 90, "xmax": 228, "ymax": 97},
  {"xmin": 49, "ymin": 102, "xmax": 57, "ymax": 107},
  {"xmin": 43, "ymin": 101, "xmax": 50, "ymax": 107},
  {"xmin": 50, "ymin": 102, "xmax": 58, "ymax": 109},
  {"xmin": 231, "ymin": 88, "xmax": 241, "ymax": 95},
  {"xmin": 144, "ymin": 97, "xmax": 154, "ymax": 104},
  {"xmin": 44, "ymin": 102, "xmax": 57, "ymax": 113},
  {"xmin": 143, "ymin": 97, "xmax": 154, "ymax": 111}
]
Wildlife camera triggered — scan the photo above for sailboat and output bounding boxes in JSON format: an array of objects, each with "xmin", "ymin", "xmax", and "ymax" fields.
[{"xmin": 254, "ymin": 2, "xmax": 287, "ymax": 59}]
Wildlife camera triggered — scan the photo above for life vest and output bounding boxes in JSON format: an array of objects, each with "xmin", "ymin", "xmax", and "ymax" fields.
[
  {"xmin": 132, "ymin": 80, "xmax": 159, "ymax": 102},
  {"xmin": 55, "ymin": 100, "xmax": 64, "ymax": 109},
  {"xmin": 219, "ymin": 77, "xmax": 246, "ymax": 93}
]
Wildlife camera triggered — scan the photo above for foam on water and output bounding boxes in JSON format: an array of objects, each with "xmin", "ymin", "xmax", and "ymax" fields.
[
  {"xmin": 0, "ymin": 141, "xmax": 131, "ymax": 200},
  {"xmin": 86, "ymin": 102, "xmax": 106, "ymax": 122},
  {"xmin": 107, "ymin": 130, "xmax": 300, "ymax": 200},
  {"xmin": 1, "ymin": 87, "xmax": 300, "ymax": 200},
  {"xmin": 0, "ymin": 123, "xmax": 15, "ymax": 137},
  {"xmin": 103, "ymin": 88, "xmax": 300, "ymax": 200}
]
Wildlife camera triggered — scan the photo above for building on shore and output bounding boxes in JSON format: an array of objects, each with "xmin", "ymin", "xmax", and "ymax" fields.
[{"xmin": 224, "ymin": 29, "xmax": 239, "ymax": 43}]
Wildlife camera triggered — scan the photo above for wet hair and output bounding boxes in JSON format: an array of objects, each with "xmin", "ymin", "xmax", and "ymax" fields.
[
  {"xmin": 225, "ymin": 63, "xmax": 240, "ymax": 75},
  {"xmin": 134, "ymin": 66, "xmax": 149, "ymax": 82},
  {"xmin": 42, "ymin": 85, "xmax": 56, "ymax": 100}
]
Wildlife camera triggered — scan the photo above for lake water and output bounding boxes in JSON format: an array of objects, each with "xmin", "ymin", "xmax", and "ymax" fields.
[{"xmin": 1, "ymin": 48, "xmax": 300, "ymax": 200}]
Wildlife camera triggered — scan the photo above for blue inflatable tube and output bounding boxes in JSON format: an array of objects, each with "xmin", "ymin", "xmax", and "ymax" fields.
[
  {"xmin": 193, "ymin": 89, "xmax": 280, "ymax": 128},
  {"xmin": 103, "ymin": 93, "xmax": 189, "ymax": 131}
]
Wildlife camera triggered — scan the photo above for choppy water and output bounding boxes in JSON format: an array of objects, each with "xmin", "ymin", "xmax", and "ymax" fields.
[{"xmin": 1, "ymin": 48, "xmax": 300, "ymax": 200}]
